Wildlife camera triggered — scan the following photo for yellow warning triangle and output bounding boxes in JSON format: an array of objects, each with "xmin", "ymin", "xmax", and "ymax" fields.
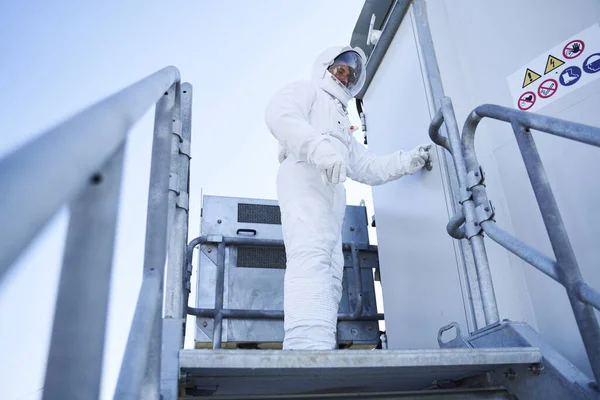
[
  {"xmin": 522, "ymin": 68, "xmax": 542, "ymax": 88},
  {"xmin": 544, "ymin": 54, "xmax": 565, "ymax": 74}
]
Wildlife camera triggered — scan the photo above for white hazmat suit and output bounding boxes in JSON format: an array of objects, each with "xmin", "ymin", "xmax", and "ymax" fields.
[{"xmin": 265, "ymin": 46, "xmax": 430, "ymax": 350}]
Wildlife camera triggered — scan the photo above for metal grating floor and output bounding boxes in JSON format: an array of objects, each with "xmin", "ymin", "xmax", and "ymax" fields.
[{"xmin": 179, "ymin": 348, "xmax": 541, "ymax": 398}]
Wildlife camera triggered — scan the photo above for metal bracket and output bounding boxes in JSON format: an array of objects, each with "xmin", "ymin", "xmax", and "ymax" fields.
[
  {"xmin": 476, "ymin": 201, "xmax": 496, "ymax": 224},
  {"xmin": 206, "ymin": 234, "xmax": 224, "ymax": 243},
  {"xmin": 459, "ymin": 186, "xmax": 473, "ymax": 204},
  {"xmin": 172, "ymin": 119, "xmax": 183, "ymax": 140},
  {"xmin": 169, "ymin": 173, "xmax": 179, "ymax": 194},
  {"xmin": 179, "ymin": 138, "xmax": 191, "ymax": 158},
  {"xmin": 466, "ymin": 166, "xmax": 486, "ymax": 190},
  {"xmin": 465, "ymin": 218, "xmax": 483, "ymax": 239},
  {"xmin": 438, "ymin": 322, "xmax": 471, "ymax": 348},
  {"xmin": 176, "ymin": 191, "xmax": 189, "ymax": 211}
]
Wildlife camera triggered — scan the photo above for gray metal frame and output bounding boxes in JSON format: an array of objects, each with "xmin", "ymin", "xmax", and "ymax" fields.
[
  {"xmin": 186, "ymin": 235, "xmax": 384, "ymax": 349},
  {"xmin": 440, "ymin": 321, "xmax": 598, "ymax": 399},
  {"xmin": 179, "ymin": 347, "xmax": 542, "ymax": 398},
  {"xmin": 411, "ymin": 0, "xmax": 487, "ymax": 333},
  {"xmin": 161, "ymin": 83, "xmax": 193, "ymax": 400},
  {"xmin": 0, "ymin": 66, "xmax": 193, "ymax": 400},
  {"xmin": 429, "ymin": 98, "xmax": 600, "ymax": 386}
]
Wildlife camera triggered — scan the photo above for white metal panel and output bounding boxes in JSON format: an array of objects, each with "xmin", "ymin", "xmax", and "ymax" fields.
[
  {"xmin": 363, "ymin": 10, "xmax": 468, "ymax": 350},
  {"xmin": 424, "ymin": 0, "xmax": 600, "ymax": 376}
]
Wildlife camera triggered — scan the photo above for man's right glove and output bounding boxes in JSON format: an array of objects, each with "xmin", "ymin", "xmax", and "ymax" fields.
[
  {"xmin": 309, "ymin": 141, "xmax": 347, "ymax": 184},
  {"xmin": 396, "ymin": 144, "xmax": 432, "ymax": 175}
]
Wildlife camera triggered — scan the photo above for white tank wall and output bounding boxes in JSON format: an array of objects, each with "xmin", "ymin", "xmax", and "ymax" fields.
[
  {"xmin": 365, "ymin": 0, "xmax": 600, "ymax": 377},
  {"xmin": 363, "ymin": 10, "xmax": 469, "ymax": 351}
]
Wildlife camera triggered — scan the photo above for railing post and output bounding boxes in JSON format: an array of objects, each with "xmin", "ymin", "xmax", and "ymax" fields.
[
  {"xmin": 431, "ymin": 98, "xmax": 496, "ymax": 329},
  {"xmin": 161, "ymin": 83, "xmax": 193, "ymax": 400},
  {"xmin": 511, "ymin": 121, "xmax": 600, "ymax": 385},
  {"xmin": 115, "ymin": 81, "xmax": 178, "ymax": 400},
  {"xmin": 42, "ymin": 146, "xmax": 125, "ymax": 400}
]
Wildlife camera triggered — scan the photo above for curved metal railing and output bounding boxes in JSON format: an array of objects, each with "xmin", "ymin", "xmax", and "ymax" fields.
[{"xmin": 429, "ymin": 97, "xmax": 600, "ymax": 385}]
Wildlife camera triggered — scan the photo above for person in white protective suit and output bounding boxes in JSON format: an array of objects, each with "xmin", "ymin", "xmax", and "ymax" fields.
[{"xmin": 265, "ymin": 46, "xmax": 431, "ymax": 350}]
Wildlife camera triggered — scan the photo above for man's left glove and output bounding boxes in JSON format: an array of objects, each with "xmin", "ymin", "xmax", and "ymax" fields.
[{"xmin": 395, "ymin": 144, "xmax": 432, "ymax": 175}]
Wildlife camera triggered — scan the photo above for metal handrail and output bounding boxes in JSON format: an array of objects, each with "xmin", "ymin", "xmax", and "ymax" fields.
[
  {"xmin": 0, "ymin": 66, "xmax": 186, "ymax": 400},
  {"xmin": 0, "ymin": 66, "xmax": 180, "ymax": 280},
  {"xmin": 185, "ymin": 236, "xmax": 384, "ymax": 349},
  {"xmin": 429, "ymin": 97, "xmax": 600, "ymax": 385}
]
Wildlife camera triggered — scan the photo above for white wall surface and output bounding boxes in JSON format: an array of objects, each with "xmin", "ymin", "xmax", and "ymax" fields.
[
  {"xmin": 363, "ymin": 9, "xmax": 469, "ymax": 350},
  {"xmin": 367, "ymin": 0, "xmax": 600, "ymax": 377}
]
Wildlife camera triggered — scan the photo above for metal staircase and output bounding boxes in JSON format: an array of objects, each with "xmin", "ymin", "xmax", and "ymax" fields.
[{"xmin": 1, "ymin": 66, "xmax": 600, "ymax": 399}]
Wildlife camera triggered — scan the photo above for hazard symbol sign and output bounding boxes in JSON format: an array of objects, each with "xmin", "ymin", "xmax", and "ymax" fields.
[
  {"xmin": 522, "ymin": 68, "xmax": 541, "ymax": 88},
  {"xmin": 537, "ymin": 79, "xmax": 558, "ymax": 98},
  {"xmin": 518, "ymin": 91, "xmax": 536, "ymax": 110},
  {"xmin": 544, "ymin": 55, "xmax": 565, "ymax": 74},
  {"xmin": 563, "ymin": 40, "xmax": 585, "ymax": 59},
  {"xmin": 508, "ymin": 24, "xmax": 600, "ymax": 113}
]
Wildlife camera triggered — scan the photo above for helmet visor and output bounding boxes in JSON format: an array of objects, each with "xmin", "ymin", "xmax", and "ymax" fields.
[{"xmin": 327, "ymin": 50, "xmax": 365, "ymax": 96}]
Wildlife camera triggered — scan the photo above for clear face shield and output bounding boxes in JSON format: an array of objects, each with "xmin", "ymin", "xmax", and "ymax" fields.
[{"xmin": 327, "ymin": 50, "xmax": 366, "ymax": 97}]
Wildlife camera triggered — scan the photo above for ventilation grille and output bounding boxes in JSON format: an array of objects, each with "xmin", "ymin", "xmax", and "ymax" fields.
[
  {"xmin": 237, "ymin": 203, "xmax": 282, "ymax": 225},
  {"xmin": 237, "ymin": 247, "xmax": 287, "ymax": 269}
]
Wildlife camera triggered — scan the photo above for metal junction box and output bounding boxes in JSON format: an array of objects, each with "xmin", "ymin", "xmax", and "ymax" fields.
[{"xmin": 195, "ymin": 195, "xmax": 380, "ymax": 349}]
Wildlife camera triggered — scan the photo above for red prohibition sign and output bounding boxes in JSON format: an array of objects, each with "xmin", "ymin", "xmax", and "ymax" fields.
[
  {"xmin": 538, "ymin": 78, "xmax": 558, "ymax": 99},
  {"xmin": 518, "ymin": 91, "xmax": 536, "ymax": 111},
  {"xmin": 563, "ymin": 39, "xmax": 585, "ymax": 59}
]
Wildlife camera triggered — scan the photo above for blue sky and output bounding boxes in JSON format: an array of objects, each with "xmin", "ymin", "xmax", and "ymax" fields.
[{"xmin": 0, "ymin": 1, "xmax": 372, "ymax": 399}]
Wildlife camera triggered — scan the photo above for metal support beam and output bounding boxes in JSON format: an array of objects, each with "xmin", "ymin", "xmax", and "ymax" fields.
[
  {"xmin": 481, "ymin": 220, "xmax": 559, "ymax": 281},
  {"xmin": 213, "ymin": 242, "xmax": 226, "ymax": 349},
  {"xmin": 413, "ymin": 0, "xmax": 487, "ymax": 332},
  {"xmin": 466, "ymin": 321, "xmax": 598, "ymax": 399},
  {"xmin": 115, "ymin": 81, "xmax": 179, "ymax": 400},
  {"xmin": 42, "ymin": 146, "xmax": 125, "ymax": 400},
  {"xmin": 428, "ymin": 98, "xmax": 494, "ymax": 330},
  {"xmin": 161, "ymin": 82, "xmax": 193, "ymax": 400},
  {"xmin": 511, "ymin": 121, "xmax": 600, "ymax": 385}
]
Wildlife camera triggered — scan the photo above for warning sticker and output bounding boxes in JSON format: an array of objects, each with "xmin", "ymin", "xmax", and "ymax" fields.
[
  {"xmin": 563, "ymin": 40, "xmax": 585, "ymax": 59},
  {"xmin": 544, "ymin": 55, "xmax": 565, "ymax": 74},
  {"xmin": 583, "ymin": 53, "xmax": 600, "ymax": 74},
  {"xmin": 518, "ymin": 92, "xmax": 536, "ymax": 111},
  {"xmin": 507, "ymin": 24, "xmax": 600, "ymax": 112},
  {"xmin": 522, "ymin": 68, "xmax": 542, "ymax": 88},
  {"xmin": 559, "ymin": 66, "xmax": 582, "ymax": 86},
  {"xmin": 538, "ymin": 79, "xmax": 558, "ymax": 98}
]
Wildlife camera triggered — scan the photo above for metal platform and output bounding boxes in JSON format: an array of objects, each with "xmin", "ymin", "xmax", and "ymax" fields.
[{"xmin": 179, "ymin": 348, "xmax": 541, "ymax": 398}]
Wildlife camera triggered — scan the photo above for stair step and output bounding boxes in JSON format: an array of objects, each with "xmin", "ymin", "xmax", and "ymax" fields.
[{"xmin": 179, "ymin": 348, "xmax": 541, "ymax": 398}]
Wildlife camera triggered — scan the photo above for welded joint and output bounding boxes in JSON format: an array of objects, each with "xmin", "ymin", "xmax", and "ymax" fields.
[
  {"xmin": 169, "ymin": 173, "xmax": 179, "ymax": 194},
  {"xmin": 179, "ymin": 139, "xmax": 191, "ymax": 158},
  {"xmin": 476, "ymin": 201, "xmax": 496, "ymax": 225},
  {"xmin": 466, "ymin": 166, "xmax": 486, "ymax": 190},
  {"xmin": 176, "ymin": 191, "xmax": 189, "ymax": 211},
  {"xmin": 172, "ymin": 119, "xmax": 183, "ymax": 140}
]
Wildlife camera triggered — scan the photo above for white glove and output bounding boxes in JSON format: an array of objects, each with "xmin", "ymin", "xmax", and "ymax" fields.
[
  {"xmin": 309, "ymin": 141, "xmax": 347, "ymax": 184},
  {"xmin": 397, "ymin": 144, "xmax": 432, "ymax": 175}
]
